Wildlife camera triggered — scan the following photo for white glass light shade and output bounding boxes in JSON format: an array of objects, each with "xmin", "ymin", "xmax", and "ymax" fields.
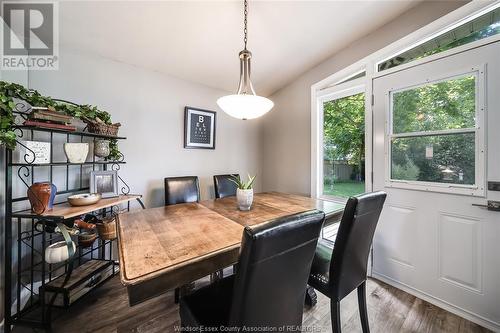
[{"xmin": 217, "ymin": 94, "xmax": 274, "ymax": 120}]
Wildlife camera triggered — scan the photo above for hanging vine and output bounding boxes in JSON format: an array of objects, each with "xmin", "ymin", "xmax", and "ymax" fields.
[{"xmin": 0, "ymin": 81, "xmax": 121, "ymax": 160}]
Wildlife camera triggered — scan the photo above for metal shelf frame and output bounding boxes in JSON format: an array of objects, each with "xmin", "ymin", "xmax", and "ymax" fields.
[{"xmin": 3, "ymin": 104, "xmax": 144, "ymax": 332}]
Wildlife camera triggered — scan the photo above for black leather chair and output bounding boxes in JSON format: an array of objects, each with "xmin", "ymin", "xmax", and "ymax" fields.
[
  {"xmin": 180, "ymin": 210, "xmax": 326, "ymax": 331},
  {"xmin": 164, "ymin": 176, "xmax": 200, "ymax": 302},
  {"xmin": 308, "ymin": 191, "xmax": 386, "ymax": 333},
  {"xmin": 214, "ymin": 174, "xmax": 240, "ymax": 199},
  {"xmin": 164, "ymin": 176, "xmax": 200, "ymax": 205}
]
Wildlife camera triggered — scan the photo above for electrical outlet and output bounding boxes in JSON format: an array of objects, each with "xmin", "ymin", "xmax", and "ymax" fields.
[{"xmin": 488, "ymin": 181, "xmax": 500, "ymax": 191}]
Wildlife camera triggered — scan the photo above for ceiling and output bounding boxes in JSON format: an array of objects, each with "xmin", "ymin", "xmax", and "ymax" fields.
[{"xmin": 58, "ymin": 1, "xmax": 421, "ymax": 96}]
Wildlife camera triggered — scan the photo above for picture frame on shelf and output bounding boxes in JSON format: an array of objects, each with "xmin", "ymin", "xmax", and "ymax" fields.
[
  {"xmin": 184, "ymin": 106, "xmax": 216, "ymax": 149},
  {"xmin": 90, "ymin": 171, "xmax": 119, "ymax": 198}
]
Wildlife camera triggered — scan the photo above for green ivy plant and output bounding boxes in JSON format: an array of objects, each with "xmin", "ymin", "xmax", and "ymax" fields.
[
  {"xmin": 0, "ymin": 81, "xmax": 121, "ymax": 160},
  {"xmin": 229, "ymin": 174, "xmax": 256, "ymax": 190}
]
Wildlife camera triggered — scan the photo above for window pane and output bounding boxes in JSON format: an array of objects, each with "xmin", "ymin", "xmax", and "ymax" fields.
[
  {"xmin": 378, "ymin": 7, "xmax": 500, "ymax": 71},
  {"xmin": 391, "ymin": 133, "xmax": 475, "ymax": 185},
  {"xmin": 393, "ymin": 75, "xmax": 475, "ymax": 134},
  {"xmin": 323, "ymin": 93, "xmax": 365, "ymax": 198}
]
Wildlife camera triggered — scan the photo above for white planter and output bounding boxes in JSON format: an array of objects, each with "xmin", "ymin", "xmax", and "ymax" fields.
[
  {"xmin": 64, "ymin": 143, "xmax": 89, "ymax": 163},
  {"xmin": 45, "ymin": 240, "xmax": 76, "ymax": 264},
  {"xmin": 237, "ymin": 188, "xmax": 254, "ymax": 211}
]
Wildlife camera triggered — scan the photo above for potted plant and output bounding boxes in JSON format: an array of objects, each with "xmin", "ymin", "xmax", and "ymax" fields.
[
  {"xmin": 0, "ymin": 81, "xmax": 122, "ymax": 160},
  {"xmin": 230, "ymin": 174, "xmax": 256, "ymax": 211}
]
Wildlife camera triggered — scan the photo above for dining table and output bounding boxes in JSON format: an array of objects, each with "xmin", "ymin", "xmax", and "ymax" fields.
[{"xmin": 116, "ymin": 191, "xmax": 345, "ymax": 306}]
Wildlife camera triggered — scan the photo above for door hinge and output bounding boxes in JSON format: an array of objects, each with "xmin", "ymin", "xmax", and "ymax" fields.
[{"xmin": 371, "ymin": 94, "xmax": 374, "ymax": 106}]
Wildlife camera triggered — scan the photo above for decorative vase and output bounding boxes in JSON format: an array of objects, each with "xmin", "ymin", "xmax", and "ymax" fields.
[
  {"xmin": 63, "ymin": 143, "xmax": 89, "ymax": 163},
  {"xmin": 94, "ymin": 140, "xmax": 110, "ymax": 159},
  {"xmin": 237, "ymin": 188, "xmax": 254, "ymax": 211},
  {"xmin": 27, "ymin": 182, "xmax": 52, "ymax": 214},
  {"xmin": 48, "ymin": 183, "xmax": 57, "ymax": 209}
]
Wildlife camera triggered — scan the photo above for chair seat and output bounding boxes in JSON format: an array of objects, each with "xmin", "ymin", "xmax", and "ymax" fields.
[
  {"xmin": 179, "ymin": 275, "xmax": 234, "ymax": 328},
  {"xmin": 308, "ymin": 239, "xmax": 334, "ymax": 296}
]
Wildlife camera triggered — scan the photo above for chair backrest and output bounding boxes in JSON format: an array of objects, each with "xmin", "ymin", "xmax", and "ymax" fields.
[
  {"xmin": 213, "ymin": 174, "xmax": 239, "ymax": 199},
  {"xmin": 164, "ymin": 176, "xmax": 200, "ymax": 205},
  {"xmin": 329, "ymin": 191, "xmax": 386, "ymax": 301},
  {"xmin": 229, "ymin": 210, "xmax": 325, "ymax": 329}
]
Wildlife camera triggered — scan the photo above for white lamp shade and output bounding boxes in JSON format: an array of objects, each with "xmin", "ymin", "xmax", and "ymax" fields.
[{"xmin": 217, "ymin": 94, "xmax": 274, "ymax": 120}]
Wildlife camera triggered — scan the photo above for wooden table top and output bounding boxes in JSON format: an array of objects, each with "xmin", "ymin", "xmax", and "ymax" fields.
[
  {"xmin": 200, "ymin": 192, "xmax": 345, "ymax": 227},
  {"xmin": 117, "ymin": 203, "xmax": 243, "ymax": 282},
  {"xmin": 117, "ymin": 192, "xmax": 345, "ymax": 305}
]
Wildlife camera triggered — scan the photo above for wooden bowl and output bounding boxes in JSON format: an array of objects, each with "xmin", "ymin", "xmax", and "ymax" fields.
[
  {"xmin": 68, "ymin": 193, "xmax": 101, "ymax": 206},
  {"xmin": 78, "ymin": 231, "xmax": 97, "ymax": 248}
]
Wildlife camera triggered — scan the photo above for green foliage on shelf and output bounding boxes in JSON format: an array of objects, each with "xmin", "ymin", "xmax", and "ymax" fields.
[{"xmin": 0, "ymin": 81, "xmax": 121, "ymax": 160}]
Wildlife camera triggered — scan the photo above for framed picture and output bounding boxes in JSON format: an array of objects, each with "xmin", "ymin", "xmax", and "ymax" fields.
[
  {"xmin": 90, "ymin": 171, "xmax": 119, "ymax": 198},
  {"xmin": 18, "ymin": 140, "xmax": 51, "ymax": 164},
  {"xmin": 184, "ymin": 106, "xmax": 216, "ymax": 149}
]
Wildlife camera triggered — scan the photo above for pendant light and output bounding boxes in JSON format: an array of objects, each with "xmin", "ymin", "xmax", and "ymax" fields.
[{"xmin": 217, "ymin": 0, "xmax": 274, "ymax": 120}]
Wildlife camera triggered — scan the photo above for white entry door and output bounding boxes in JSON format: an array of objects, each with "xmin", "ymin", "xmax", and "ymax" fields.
[{"xmin": 372, "ymin": 40, "xmax": 500, "ymax": 331}]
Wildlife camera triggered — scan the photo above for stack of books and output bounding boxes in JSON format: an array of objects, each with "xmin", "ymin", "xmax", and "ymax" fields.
[{"xmin": 24, "ymin": 107, "xmax": 76, "ymax": 131}]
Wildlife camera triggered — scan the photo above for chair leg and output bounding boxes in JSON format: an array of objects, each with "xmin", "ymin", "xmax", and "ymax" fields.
[
  {"xmin": 174, "ymin": 288, "xmax": 180, "ymax": 304},
  {"xmin": 357, "ymin": 281, "xmax": 370, "ymax": 333},
  {"xmin": 330, "ymin": 300, "xmax": 341, "ymax": 333}
]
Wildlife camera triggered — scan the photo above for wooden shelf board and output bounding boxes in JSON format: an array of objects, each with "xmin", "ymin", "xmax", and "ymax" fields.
[
  {"xmin": 13, "ymin": 195, "xmax": 142, "ymax": 220},
  {"xmin": 10, "ymin": 161, "xmax": 126, "ymax": 167},
  {"xmin": 14, "ymin": 125, "xmax": 127, "ymax": 140}
]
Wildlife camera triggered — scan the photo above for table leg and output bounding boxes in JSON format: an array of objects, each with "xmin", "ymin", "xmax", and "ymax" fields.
[
  {"xmin": 175, "ymin": 282, "xmax": 196, "ymax": 303},
  {"xmin": 305, "ymin": 285, "xmax": 317, "ymax": 307}
]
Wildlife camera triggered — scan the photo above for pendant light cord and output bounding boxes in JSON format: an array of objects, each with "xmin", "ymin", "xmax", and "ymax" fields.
[{"xmin": 243, "ymin": 0, "xmax": 248, "ymax": 50}]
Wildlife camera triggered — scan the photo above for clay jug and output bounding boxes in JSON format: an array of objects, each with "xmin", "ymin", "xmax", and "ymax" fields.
[{"xmin": 28, "ymin": 182, "xmax": 52, "ymax": 214}]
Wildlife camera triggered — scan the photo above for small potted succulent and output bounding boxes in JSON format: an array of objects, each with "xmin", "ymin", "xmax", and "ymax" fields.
[{"xmin": 230, "ymin": 174, "xmax": 256, "ymax": 211}]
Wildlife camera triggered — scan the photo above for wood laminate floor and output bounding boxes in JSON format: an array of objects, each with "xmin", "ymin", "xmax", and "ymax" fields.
[{"xmin": 13, "ymin": 275, "xmax": 489, "ymax": 333}]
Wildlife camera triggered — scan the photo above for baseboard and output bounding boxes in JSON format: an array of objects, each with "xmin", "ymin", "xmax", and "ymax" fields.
[{"xmin": 372, "ymin": 272, "xmax": 500, "ymax": 332}]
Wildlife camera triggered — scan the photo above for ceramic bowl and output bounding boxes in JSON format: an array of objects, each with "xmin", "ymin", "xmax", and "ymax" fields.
[
  {"xmin": 63, "ymin": 143, "xmax": 89, "ymax": 163},
  {"xmin": 45, "ymin": 240, "xmax": 76, "ymax": 264},
  {"xmin": 68, "ymin": 193, "xmax": 102, "ymax": 206}
]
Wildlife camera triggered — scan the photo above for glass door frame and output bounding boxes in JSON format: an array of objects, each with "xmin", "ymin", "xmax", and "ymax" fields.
[{"xmin": 315, "ymin": 77, "xmax": 371, "ymax": 202}]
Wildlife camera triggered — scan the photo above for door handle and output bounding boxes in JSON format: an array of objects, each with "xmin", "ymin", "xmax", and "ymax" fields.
[{"xmin": 472, "ymin": 201, "xmax": 500, "ymax": 211}]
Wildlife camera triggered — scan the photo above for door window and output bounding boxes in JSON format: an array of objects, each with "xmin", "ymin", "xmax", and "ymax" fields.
[{"xmin": 388, "ymin": 71, "xmax": 484, "ymax": 194}]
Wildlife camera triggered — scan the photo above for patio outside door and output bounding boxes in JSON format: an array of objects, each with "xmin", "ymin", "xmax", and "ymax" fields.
[{"xmin": 371, "ymin": 40, "xmax": 500, "ymax": 330}]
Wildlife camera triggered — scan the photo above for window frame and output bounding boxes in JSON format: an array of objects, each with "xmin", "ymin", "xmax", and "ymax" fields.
[
  {"xmin": 311, "ymin": 2, "xmax": 496, "ymax": 202},
  {"xmin": 384, "ymin": 66, "xmax": 486, "ymax": 196},
  {"xmin": 375, "ymin": 2, "xmax": 500, "ymax": 73},
  {"xmin": 317, "ymin": 80, "xmax": 366, "ymax": 202}
]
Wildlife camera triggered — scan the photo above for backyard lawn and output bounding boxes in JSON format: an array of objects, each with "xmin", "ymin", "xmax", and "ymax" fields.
[{"xmin": 323, "ymin": 181, "xmax": 365, "ymax": 198}]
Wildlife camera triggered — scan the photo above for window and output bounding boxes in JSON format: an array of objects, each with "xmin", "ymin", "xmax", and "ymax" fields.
[
  {"xmin": 322, "ymin": 91, "xmax": 365, "ymax": 199},
  {"xmin": 378, "ymin": 5, "xmax": 500, "ymax": 71},
  {"xmin": 388, "ymin": 72, "xmax": 481, "ymax": 189}
]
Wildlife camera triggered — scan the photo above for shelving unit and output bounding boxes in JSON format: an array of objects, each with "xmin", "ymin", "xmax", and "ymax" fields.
[{"xmin": 3, "ymin": 106, "xmax": 144, "ymax": 332}]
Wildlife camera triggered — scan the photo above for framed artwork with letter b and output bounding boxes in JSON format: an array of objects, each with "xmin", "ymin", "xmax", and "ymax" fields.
[{"xmin": 184, "ymin": 106, "xmax": 216, "ymax": 149}]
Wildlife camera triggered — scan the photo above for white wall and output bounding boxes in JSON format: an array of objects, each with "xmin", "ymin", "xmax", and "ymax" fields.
[
  {"xmin": 28, "ymin": 47, "xmax": 263, "ymax": 208},
  {"xmin": 261, "ymin": 0, "xmax": 467, "ymax": 196}
]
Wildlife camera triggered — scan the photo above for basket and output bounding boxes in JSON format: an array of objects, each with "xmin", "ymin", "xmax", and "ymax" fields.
[
  {"xmin": 96, "ymin": 216, "xmax": 117, "ymax": 240},
  {"xmin": 84, "ymin": 118, "xmax": 121, "ymax": 136}
]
